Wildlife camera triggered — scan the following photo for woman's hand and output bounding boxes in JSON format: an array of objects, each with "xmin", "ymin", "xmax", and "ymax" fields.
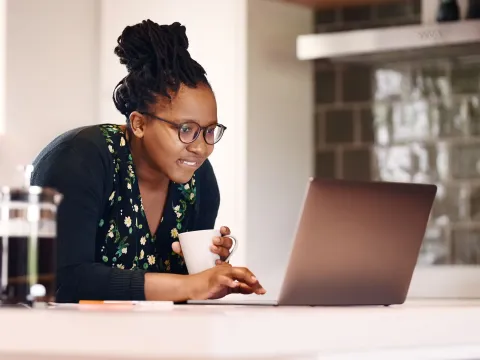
[
  {"xmin": 185, "ymin": 263, "xmax": 266, "ymax": 300},
  {"xmin": 172, "ymin": 226, "xmax": 235, "ymax": 264}
]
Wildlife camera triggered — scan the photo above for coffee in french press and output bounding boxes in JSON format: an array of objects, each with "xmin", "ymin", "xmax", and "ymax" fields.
[{"xmin": 0, "ymin": 165, "xmax": 62, "ymax": 307}]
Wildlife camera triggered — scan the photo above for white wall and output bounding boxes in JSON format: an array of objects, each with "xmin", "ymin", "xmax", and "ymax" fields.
[
  {"xmin": 0, "ymin": 0, "xmax": 5, "ymax": 135},
  {"xmin": 0, "ymin": 0, "xmax": 99, "ymax": 186},
  {"xmin": 246, "ymin": 0, "xmax": 313, "ymax": 294},
  {"xmin": 99, "ymin": 0, "xmax": 250, "ymax": 266},
  {"xmin": 100, "ymin": 1, "xmax": 313, "ymax": 288},
  {"xmin": 1, "ymin": 0, "xmax": 313, "ymax": 295}
]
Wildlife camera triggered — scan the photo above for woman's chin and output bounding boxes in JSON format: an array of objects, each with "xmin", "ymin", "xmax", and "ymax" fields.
[{"xmin": 169, "ymin": 170, "xmax": 195, "ymax": 185}]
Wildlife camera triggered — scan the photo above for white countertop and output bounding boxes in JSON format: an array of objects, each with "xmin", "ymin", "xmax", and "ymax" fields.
[{"xmin": 0, "ymin": 299, "xmax": 480, "ymax": 360}]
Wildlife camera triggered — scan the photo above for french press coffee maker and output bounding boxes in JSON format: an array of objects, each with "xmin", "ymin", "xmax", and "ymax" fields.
[{"xmin": 0, "ymin": 165, "xmax": 62, "ymax": 307}]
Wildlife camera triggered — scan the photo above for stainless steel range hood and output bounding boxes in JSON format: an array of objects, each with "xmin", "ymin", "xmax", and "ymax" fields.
[{"xmin": 296, "ymin": 19, "xmax": 480, "ymax": 64}]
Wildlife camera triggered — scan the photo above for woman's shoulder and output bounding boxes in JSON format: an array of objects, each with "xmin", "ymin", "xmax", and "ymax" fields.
[
  {"xmin": 33, "ymin": 124, "xmax": 120, "ymax": 166},
  {"xmin": 31, "ymin": 124, "xmax": 118, "ymax": 184}
]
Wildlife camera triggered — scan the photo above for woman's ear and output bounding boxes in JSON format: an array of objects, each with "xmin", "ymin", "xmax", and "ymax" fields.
[{"xmin": 129, "ymin": 111, "xmax": 147, "ymax": 138}]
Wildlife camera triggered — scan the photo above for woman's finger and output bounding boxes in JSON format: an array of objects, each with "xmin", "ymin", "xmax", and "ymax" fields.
[
  {"xmin": 216, "ymin": 275, "xmax": 237, "ymax": 289},
  {"xmin": 171, "ymin": 241, "xmax": 183, "ymax": 256},
  {"xmin": 231, "ymin": 283, "xmax": 255, "ymax": 295},
  {"xmin": 220, "ymin": 226, "xmax": 231, "ymax": 236},
  {"xmin": 210, "ymin": 244, "xmax": 230, "ymax": 259},
  {"xmin": 212, "ymin": 236, "xmax": 233, "ymax": 249},
  {"xmin": 229, "ymin": 267, "xmax": 266, "ymax": 294}
]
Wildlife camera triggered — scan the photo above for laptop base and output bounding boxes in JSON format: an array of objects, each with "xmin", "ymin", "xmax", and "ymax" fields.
[{"xmin": 186, "ymin": 299, "xmax": 278, "ymax": 306}]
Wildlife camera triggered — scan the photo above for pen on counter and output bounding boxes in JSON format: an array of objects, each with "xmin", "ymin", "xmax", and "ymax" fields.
[
  {"xmin": 47, "ymin": 301, "xmax": 175, "ymax": 309},
  {"xmin": 79, "ymin": 300, "xmax": 136, "ymax": 305},
  {"xmin": 78, "ymin": 300, "xmax": 174, "ymax": 307}
]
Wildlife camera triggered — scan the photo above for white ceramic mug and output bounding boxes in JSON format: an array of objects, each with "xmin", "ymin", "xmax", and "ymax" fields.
[{"xmin": 178, "ymin": 229, "xmax": 238, "ymax": 274}]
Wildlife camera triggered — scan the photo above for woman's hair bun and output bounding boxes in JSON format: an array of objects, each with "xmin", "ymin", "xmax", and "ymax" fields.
[
  {"xmin": 114, "ymin": 20, "xmax": 189, "ymax": 73},
  {"xmin": 168, "ymin": 22, "xmax": 189, "ymax": 50},
  {"xmin": 112, "ymin": 19, "xmax": 210, "ymax": 118}
]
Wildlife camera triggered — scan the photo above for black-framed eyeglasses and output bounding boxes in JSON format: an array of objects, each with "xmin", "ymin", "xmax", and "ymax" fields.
[{"xmin": 141, "ymin": 112, "xmax": 227, "ymax": 145}]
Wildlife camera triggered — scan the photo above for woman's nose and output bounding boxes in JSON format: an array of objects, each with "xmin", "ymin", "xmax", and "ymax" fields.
[{"xmin": 186, "ymin": 134, "xmax": 209, "ymax": 155}]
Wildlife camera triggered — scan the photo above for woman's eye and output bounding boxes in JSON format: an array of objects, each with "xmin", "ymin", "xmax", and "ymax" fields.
[{"xmin": 180, "ymin": 125, "xmax": 192, "ymax": 133}]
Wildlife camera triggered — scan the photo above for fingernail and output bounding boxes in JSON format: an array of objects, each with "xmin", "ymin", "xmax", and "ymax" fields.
[
  {"xmin": 210, "ymin": 245, "xmax": 218, "ymax": 253},
  {"xmin": 213, "ymin": 237, "xmax": 221, "ymax": 245},
  {"xmin": 260, "ymin": 288, "xmax": 266, "ymax": 294},
  {"xmin": 251, "ymin": 276, "xmax": 257, "ymax": 282},
  {"xmin": 215, "ymin": 259, "xmax": 222, "ymax": 265}
]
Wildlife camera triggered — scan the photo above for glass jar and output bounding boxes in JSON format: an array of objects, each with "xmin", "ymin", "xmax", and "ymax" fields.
[{"xmin": 0, "ymin": 180, "xmax": 62, "ymax": 307}]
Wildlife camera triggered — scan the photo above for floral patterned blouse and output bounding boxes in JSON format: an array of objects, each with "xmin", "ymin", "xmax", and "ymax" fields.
[
  {"xmin": 31, "ymin": 123, "xmax": 220, "ymax": 302},
  {"xmin": 97, "ymin": 124, "xmax": 196, "ymax": 274}
]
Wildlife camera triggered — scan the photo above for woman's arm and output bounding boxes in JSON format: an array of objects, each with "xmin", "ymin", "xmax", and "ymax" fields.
[
  {"xmin": 32, "ymin": 138, "xmax": 148, "ymax": 302},
  {"xmin": 144, "ymin": 273, "xmax": 189, "ymax": 301}
]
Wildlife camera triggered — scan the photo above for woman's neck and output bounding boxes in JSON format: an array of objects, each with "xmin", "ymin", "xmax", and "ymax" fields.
[{"xmin": 124, "ymin": 126, "xmax": 169, "ymax": 191}]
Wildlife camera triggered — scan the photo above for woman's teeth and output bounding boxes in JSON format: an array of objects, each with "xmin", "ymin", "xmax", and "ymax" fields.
[{"xmin": 180, "ymin": 160, "xmax": 197, "ymax": 166}]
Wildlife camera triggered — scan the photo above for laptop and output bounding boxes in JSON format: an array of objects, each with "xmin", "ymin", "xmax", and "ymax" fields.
[{"xmin": 187, "ymin": 178, "xmax": 437, "ymax": 307}]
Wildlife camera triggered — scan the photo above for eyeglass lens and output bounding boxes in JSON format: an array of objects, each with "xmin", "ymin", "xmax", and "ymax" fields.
[{"xmin": 179, "ymin": 123, "xmax": 224, "ymax": 144}]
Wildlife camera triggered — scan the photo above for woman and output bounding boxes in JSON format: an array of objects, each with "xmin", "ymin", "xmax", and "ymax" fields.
[{"xmin": 31, "ymin": 20, "xmax": 266, "ymax": 303}]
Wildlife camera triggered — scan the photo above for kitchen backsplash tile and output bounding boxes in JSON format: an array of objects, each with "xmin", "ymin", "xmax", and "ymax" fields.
[
  {"xmin": 466, "ymin": 96, "xmax": 480, "ymax": 135},
  {"xmin": 469, "ymin": 186, "xmax": 480, "ymax": 220},
  {"xmin": 431, "ymin": 183, "xmax": 468, "ymax": 224},
  {"xmin": 452, "ymin": 229, "xmax": 480, "ymax": 264},
  {"xmin": 430, "ymin": 99, "xmax": 468, "ymax": 138},
  {"xmin": 372, "ymin": 144, "xmax": 412, "ymax": 182},
  {"xmin": 451, "ymin": 61, "xmax": 480, "ymax": 94},
  {"xmin": 341, "ymin": 64, "xmax": 373, "ymax": 103},
  {"xmin": 359, "ymin": 108, "xmax": 375, "ymax": 143},
  {"xmin": 314, "ymin": 112, "xmax": 323, "ymax": 148},
  {"xmin": 410, "ymin": 142, "xmax": 443, "ymax": 183},
  {"xmin": 342, "ymin": 148, "xmax": 372, "ymax": 181},
  {"xmin": 314, "ymin": 0, "xmax": 480, "ymax": 264},
  {"xmin": 374, "ymin": 65, "xmax": 409, "ymax": 101},
  {"xmin": 418, "ymin": 225, "xmax": 449, "ymax": 265},
  {"xmin": 315, "ymin": 150, "xmax": 336, "ymax": 179},
  {"xmin": 410, "ymin": 61, "xmax": 450, "ymax": 101},
  {"xmin": 315, "ymin": 68, "xmax": 336, "ymax": 104},
  {"xmin": 325, "ymin": 108, "xmax": 355, "ymax": 143},
  {"xmin": 450, "ymin": 143, "xmax": 480, "ymax": 180}
]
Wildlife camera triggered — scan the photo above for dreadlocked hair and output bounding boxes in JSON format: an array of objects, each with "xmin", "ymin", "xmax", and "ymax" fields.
[{"xmin": 112, "ymin": 20, "xmax": 211, "ymax": 119}]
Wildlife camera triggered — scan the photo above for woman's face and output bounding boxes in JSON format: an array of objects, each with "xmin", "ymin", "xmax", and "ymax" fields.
[{"xmin": 131, "ymin": 84, "xmax": 218, "ymax": 184}]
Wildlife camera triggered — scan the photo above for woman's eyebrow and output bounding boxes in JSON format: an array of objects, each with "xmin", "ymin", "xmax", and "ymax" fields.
[{"xmin": 179, "ymin": 118, "xmax": 218, "ymax": 125}]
